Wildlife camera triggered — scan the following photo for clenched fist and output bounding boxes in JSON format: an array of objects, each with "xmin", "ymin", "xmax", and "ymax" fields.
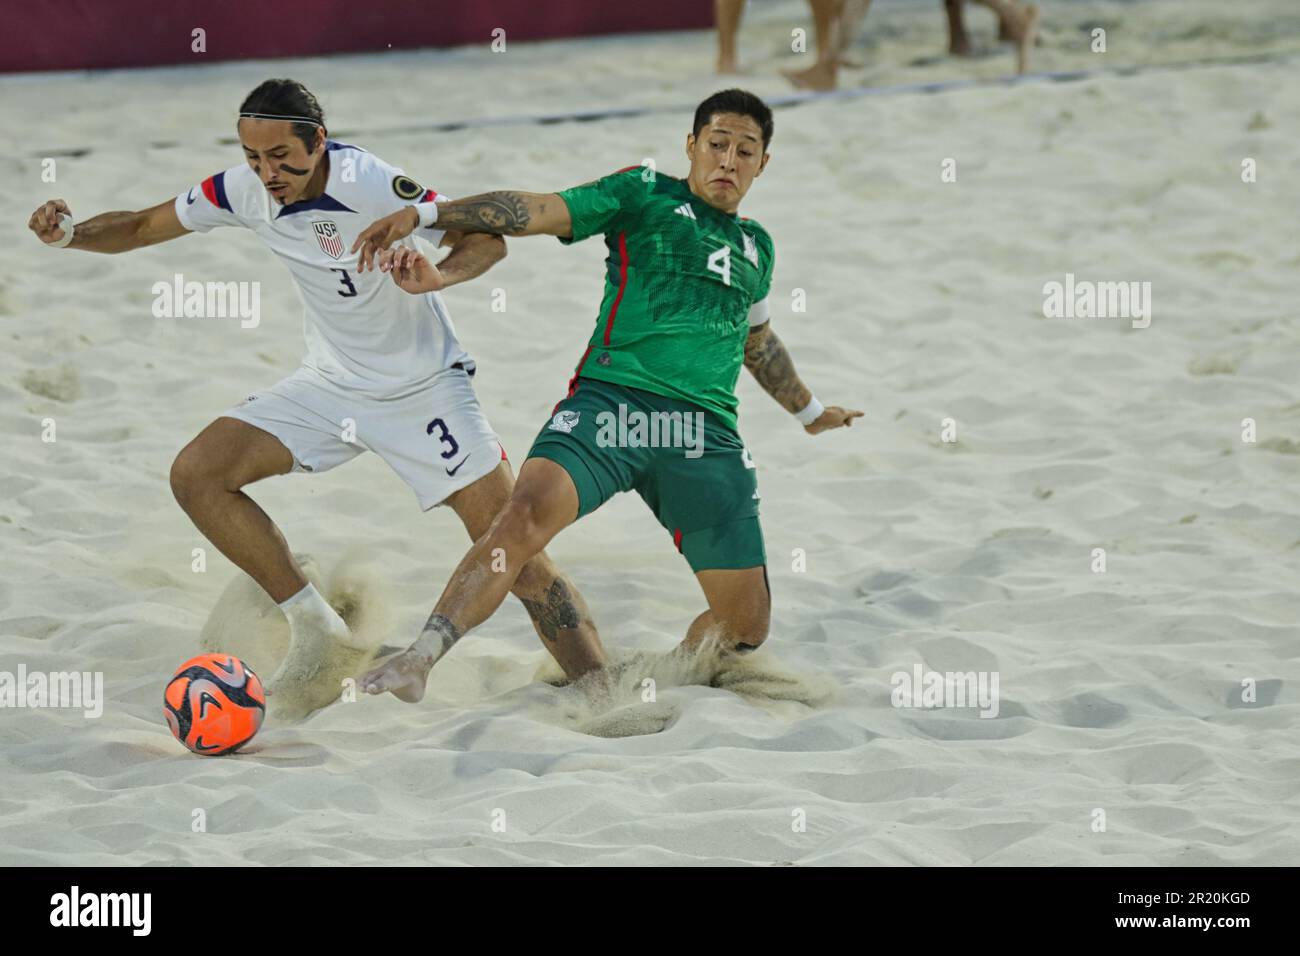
[{"xmin": 29, "ymin": 199, "xmax": 72, "ymax": 245}]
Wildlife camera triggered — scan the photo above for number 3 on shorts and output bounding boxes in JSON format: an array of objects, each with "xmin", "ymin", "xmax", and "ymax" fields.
[{"xmin": 426, "ymin": 417, "xmax": 460, "ymax": 459}]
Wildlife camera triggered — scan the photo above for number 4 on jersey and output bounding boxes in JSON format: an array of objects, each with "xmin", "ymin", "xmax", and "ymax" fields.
[{"xmin": 707, "ymin": 245, "xmax": 732, "ymax": 287}]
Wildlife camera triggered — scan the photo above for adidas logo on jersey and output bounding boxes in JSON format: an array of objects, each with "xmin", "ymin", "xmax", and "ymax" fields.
[{"xmin": 674, "ymin": 203, "xmax": 697, "ymax": 220}]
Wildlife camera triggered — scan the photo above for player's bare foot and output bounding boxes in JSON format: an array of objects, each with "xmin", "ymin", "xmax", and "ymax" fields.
[
  {"xmin": 781, "ymin": 60, "xmax": 838, "ymax": 92},
  {"xmin": 360, "ymin": 647, "xmax": 435, "ymax": 702},
  {"xmin": 361, "ymin": 613, "xmax": 461, "ymax": 702}
]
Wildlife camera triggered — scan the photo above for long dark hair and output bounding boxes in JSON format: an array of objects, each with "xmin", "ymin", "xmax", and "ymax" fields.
[{"xmin": 238, "ymin": 79, "xmax": 326, "ymax": 150}]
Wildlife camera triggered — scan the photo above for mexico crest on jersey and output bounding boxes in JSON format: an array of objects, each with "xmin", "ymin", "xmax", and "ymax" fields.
[
  {"xmin": 312, "ymin": 220, "xmax": 344, "ymax": 260},
  {"xmin": 548, "ymin": 410, "xmax": 581, "ymax": 434}
]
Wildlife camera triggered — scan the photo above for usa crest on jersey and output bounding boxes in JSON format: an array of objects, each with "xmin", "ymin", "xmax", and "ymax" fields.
[{"xmin": 313, "ymin": 220, "xmax": 344, "ymax": 259}]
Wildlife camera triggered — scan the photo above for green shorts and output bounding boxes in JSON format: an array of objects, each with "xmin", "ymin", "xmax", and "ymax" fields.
[{"xmin": 528, "ymin": 377, "xmax": 766, "ymax": 572}]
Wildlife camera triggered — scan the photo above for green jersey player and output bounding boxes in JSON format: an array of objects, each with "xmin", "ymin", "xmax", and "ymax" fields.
[{"xmin": 351, "ymin": 90, "xmax": 861, "ymax": 702}]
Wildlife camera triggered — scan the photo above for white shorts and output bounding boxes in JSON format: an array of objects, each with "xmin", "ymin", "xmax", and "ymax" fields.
[{"xmin": 222, "ymin": 365, "xmax": 505, "ymax": 510}]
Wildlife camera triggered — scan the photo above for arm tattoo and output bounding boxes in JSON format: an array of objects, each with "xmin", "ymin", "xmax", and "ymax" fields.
[
  {"xmin": 434, "ymin": 191, "xmax": 533, "ymax": 236},
  {"xmin": 518, "ymin": 578, "xmax": 582, "ymax": 643},
  {"xmin": 743, "ymin": 325, "xmax": 812, "ymax": 414}
]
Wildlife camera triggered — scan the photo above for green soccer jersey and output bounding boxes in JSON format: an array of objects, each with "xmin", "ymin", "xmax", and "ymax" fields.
[{"xmin": 556, "ymin": 166, "xmax": 775, "ymax": 431}]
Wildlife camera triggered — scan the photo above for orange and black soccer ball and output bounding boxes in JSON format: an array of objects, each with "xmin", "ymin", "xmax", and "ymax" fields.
[{"xmin": 164, "ymin": 654, "xmax": 266, "ymax": 755}]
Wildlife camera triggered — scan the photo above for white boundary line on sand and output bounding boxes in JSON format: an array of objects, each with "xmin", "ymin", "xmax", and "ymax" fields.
[
  {"xmin": 34, "ymin": 49, "xmax": 1299, "ymax": 157},
  {"xmin": 322, "ymin": 49, "xmax": 1300, "ymax": 140}
]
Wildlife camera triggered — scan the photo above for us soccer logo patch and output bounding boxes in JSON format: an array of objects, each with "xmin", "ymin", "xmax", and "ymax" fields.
[{"xmin": 312, "ymin": 220, "xmax": 344, "ymax": 259}]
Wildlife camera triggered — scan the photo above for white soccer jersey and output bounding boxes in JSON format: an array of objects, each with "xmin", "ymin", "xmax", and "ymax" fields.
[{"xmin": 174, "ymin": 142, "xmax": 471, "ymax": 396}]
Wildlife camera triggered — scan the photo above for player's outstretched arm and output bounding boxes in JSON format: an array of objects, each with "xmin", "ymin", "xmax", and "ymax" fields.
[
  {"xmin": 375, "ymin": 233, "xmax": 507, "ymax": 296},
  {"xmin": 435, "ymin": 231, "xmax": 507, "ymax": 288},
  {"xmin": 430, "ymin": 192, "xmax": 572, "ymax": 237},
  {"xmin": 28, "ymin": 198, "xmax": 188, "ymax": 254},
  {"xmin": 743, "ymin": 322, "xmax": 863, "ymax": 434},
  {"xmin": 353, "ymin": 191, "xmax": 570, "ymax": 272}
]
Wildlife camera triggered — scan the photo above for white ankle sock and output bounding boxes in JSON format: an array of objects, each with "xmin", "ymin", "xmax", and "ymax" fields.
[{"xmin": 279, "ymin": 583, "xmax": 349, "ymax": 639}]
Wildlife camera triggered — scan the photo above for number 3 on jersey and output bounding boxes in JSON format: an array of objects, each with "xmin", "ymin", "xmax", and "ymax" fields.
[
  {"xmin": 707, "ymin": 245, "xmax": 732, "ymax": 287},
  {"xmin": 331, "ymin": 268, "xmax": 358, "ymax": 298}
]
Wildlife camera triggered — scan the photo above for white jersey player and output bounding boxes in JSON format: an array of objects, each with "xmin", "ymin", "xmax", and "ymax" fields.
[
  {"xmin": 27, "ymin": 79, "xmax": 608, "ymax": 719},
  {"xmin": 176, "ymin": 141, "xmax": 493, "ymax": 506}
]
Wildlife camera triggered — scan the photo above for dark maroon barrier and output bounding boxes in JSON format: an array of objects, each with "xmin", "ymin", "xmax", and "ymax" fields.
[{"xmin": 1, "ymin": 1, "xmax": 714, "ymax": 73}]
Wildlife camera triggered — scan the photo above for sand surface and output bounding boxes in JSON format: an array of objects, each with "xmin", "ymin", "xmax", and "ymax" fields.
[{"xmin": 2, "ymin": 0, "xmax": 1299, "ymax": 865}]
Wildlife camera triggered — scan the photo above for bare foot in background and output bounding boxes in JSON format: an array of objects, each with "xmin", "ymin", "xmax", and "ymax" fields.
[
  {"xmin": 1011, "ymin": 3, "xmax": 1040, "ymax": 74},
  {"xmin": 946, "ymin": 0, "xmax": 971, "ymax": 55},
  {"xmin": 715, "ymin": 0, "xmax": 744, "ymax": 74},
  {"xmin": 782, "ymin": 59, "xmax": 839, "ymax": 91}
]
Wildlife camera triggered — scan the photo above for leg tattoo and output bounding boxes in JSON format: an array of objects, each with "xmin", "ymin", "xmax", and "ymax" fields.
[
  {"xmin": 413, "ymin": 612, "xmax": 463, "ymax": 661},
  {"xmin": 518, "ymin": 578, "xmax": 582, "ymax": 643}
]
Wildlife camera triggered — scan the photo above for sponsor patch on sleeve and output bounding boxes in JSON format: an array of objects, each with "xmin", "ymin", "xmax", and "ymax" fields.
[{"xmin": 392, "ymin": 175, "xmax": 425, "ymax": 200}]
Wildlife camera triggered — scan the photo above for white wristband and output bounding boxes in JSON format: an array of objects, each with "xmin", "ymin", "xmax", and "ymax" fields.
[
  {"xmin": 415, "ymin": 201, "xmax": 439, "ymax": 228},
  {"xmin": 49, "ymin": 213, "xmax": 74, "ymax": 248},
  {"xmin": 795, "ymin": 396, "xmax": 824, "ymax": 426}
]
